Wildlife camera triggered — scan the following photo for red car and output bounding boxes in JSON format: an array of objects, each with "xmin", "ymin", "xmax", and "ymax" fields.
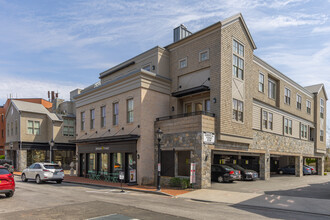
[{"xmin": 0, "ymin": 166, "xmax": 15, "ymax": 198}]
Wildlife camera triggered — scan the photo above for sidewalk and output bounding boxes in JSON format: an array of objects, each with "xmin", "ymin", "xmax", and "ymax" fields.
[
  {"xmin": 13, "ymin": 172, "xmax": 189, "ymax": 197},
  {"xmin": 177, "ymin": 189, "xmax": 330, "ymax": 216}
]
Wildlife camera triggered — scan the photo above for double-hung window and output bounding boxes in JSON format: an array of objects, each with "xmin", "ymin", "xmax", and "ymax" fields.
[
  {"xmin": 284, "ymin": 88, "xmax": 291, "ymax": 105},
  {"xmin": 320, "ymin": 130, "xmax": 324, "ymax": 142},
  {"xmin": 233, "ymin": 99, "xmax": 243, "ymax": 122},
  {"xmin": 301, "ymin": 124, "xmax": 307, "ymax": 139},
  {"xmin": 268, "ymin": 79, "xmax": 276, "ymax": 99},
  {"xmin": 259, "ymin": 73, "xmax": 264, "ymax": 92},
  {"xmin": 179, "ymin": 58, "xmax": 187, "ymax": 69},
  {"xmin": 63, "ymin": 119, "xmax": 75, "ymax": 136},
  {"xmin": 296, "ymin": 94, "xmax": 302, "ymax": 110},
  {"xmin": 284, "ymin": 118, "xmax": 292, "ymax": 135},
  {"xmin": 81, "ymin": 112, "xmax": 85, "ymax": 131},
  {"xmin": 113, "ymin": 103, "xmax": 119, "ymax": 126},
  {"xmin": 101, "ymin": 106, "xmax": 106, "ymax": 128},
  {"xmin": 268, "ymin": 113, "xmax": 273, "ymax": 130},
  {"xmin": 127, "ymin": 99, "xmax": 134, "ymax": 123},
  {"xmin": 27, "ymin": 120, "xmax": 40, "ymax": 135},
  {"xmin": 263, "ymin": 111, "xmax": 268, "ymax": 129},
  {"xmin": 27, "ymin": 121, "xmax": 33, "ymax": 134},
  {"xmin": 90, "ymin": 109, "xmax": 95, "ymax": 129},
  {"xmin": 306, "ymin": 100, "xmax": 311, "ymax": 114},
  {"xmin": 320, "ymin": 98, "xmax": 324, "ymax": 119},
  {"xmin": 233, "ymin": 40, "xmax": 244, "ymax": 80}
]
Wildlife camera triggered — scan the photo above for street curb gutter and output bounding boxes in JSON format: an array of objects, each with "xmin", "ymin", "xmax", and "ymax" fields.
[{"xmin": 14, "ymin": 173, "xmax": 172, "ymax": 197}]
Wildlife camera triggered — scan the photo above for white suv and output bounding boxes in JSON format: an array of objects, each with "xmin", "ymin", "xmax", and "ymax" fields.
[{"xmin": 21, "ymin": 163, "xmax": 64, "ymax": 184}]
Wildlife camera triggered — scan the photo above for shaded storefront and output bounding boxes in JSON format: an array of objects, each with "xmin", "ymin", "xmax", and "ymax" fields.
[{"xmin": 75, "ymin": 135, "xmax": 139, "ymax": 184}]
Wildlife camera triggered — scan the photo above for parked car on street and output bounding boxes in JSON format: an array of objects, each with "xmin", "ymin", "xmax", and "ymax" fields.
[
  {"xmin": 226, "ymin": 164, "xmax": 258, "ymax": 181},
  {"xmin": 0, "ymin": 159, "xmax": 14, "ymax": 173},
  {"xmin": 278, "ymin": 165, "xmax": 312, "ymax": 175},
  {"xmin": 304, "ymin": 165, "xmax": 317, "ymax": 174},
  {"xmin": 211, "ymin": 164, "xmax": 241, "ymax": 183},
  {"xmin": 0, "ymin": 166, "xmax": 15, "ymax": 198},
  {"xmin": 21, "ymin": 163, "xmax": 64, "ymax": 184}
]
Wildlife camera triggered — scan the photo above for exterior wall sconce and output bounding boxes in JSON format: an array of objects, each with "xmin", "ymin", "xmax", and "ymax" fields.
[
  {"xmin": 171, "ymin": 106, "xmax": 175, "ymax": 111},
  {"xmin": 152, "ymin": 65, "xmax": 155, "ymax": 70},
  {"xmin": 213, "ymin": 98, "xmax": 216, "ymax": 103},
  {"xmin": 137, "ymin": 154, "xmax": 140, "ymax": 159},
  {"xmin": 205, "ymin": 155, "xmax": 208, "ymax": 161}
]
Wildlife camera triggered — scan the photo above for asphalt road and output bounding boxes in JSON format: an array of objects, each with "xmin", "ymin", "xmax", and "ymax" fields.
[{"xmin": 0, "ymin": 176, "xmax": 329, "ymax": 220}]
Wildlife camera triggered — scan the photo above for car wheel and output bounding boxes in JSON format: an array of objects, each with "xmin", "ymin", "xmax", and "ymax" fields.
[
  {"xmin": 5, "ymin": 191, "xmax": 14, "ymax": 198},
  {"xmin": 56, "ymin": 180, "xmax": 62, "ymax": 184},
  {"xmin": 218, "ymin": 176, "xmax": 224, "ymax": 183},
  {"xmin": 36, "ymin": 175, "xmax": 42, "ymax": 184},
  {"xmin": 279, "ymin": 170, "xmax": 283, "ymax": 175},
  {"xmin": 228, "ymin": 180, "xmax": 234, "ymax": 183},
  {"xmin": 21, "ymin": 173, "xmax": 28, "ymax": 182}
]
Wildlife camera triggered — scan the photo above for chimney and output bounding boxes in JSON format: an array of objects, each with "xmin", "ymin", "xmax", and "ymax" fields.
[
  {"xmin": 51, "ymin": 91, "xmax": 55, "ymax": 102},
  {"xmin": 173, "ymin": 24, "xmax": 192, "ymax": 43}
]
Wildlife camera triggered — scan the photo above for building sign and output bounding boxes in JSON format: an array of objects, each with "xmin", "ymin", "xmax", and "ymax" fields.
[
  {"xmin": 129, "ymin": 169, "xmax": 136, "ymax": 182},
  {"xmin": 119, "ymin": 171, "xmax": 125, "ymax": 180},
  {"xmin": 203, "ymin": 132, "xmax": 215, "ymax": 145},
  {"xmin": 95, "ymin": 146, "xmax": 110, "ymax": 151},
  {"xmin": 190, "ymin": 163, "xmax": 196, "ymax": 184}
]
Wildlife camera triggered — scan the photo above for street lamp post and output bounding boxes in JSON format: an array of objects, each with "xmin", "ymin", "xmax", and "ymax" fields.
[
  {"xmin": 9, "ymin": 142, "xmax": 13, "ymax": 162},
  {"xmin": 156, "ymin": 128, "xmax": 163, "ymax": 191},
  {"xmin": 49, "ymin": 139, "xmax": 55, "ymax": 163}
]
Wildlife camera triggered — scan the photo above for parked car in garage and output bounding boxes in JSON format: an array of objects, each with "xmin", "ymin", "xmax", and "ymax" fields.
[
  {"xmin": 0, "ymin": 166, "xmax": 15, "ymax": 198},
  {"xmin": 211, "ymin": 164, "xmax": 241, "ymax": 183},
  {"xmin": 278, "ymin": 165, "xmax": 312, "ymax": 175},
  {"xmin": 227, "ymin": 164, "xmax": 258, "ymax": 181},
  {"xmin": 0, "ymin": 159, "xmax": 14, "ymax": 173},
  {"xmin": 21, "ymin": 163, "xmax": 64, "ymax": 184},
  {"xmin": 304, "ymin": 165, "xmax": 317, "ymax": 174}
]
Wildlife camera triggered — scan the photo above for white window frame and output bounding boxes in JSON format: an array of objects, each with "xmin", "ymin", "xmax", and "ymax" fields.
[
  {"xmin": 81, "ymin": 112, "xmax": 85, "ymax": 131},
  {"xmin": 259, "ymin": 73, "xmax": 264, "ymax": 93},
  {"xmin": 306, "ymin": 100, "xmax": 311, "ymax": 114},
  {"xmin": 127, "ymin": 99, "xmax": 134, "ymax": 123},
  {"xmin": 101, "ymin": 106, "xmax": 106, "ymax": 128},
  {"xmin": 179, "ymin": 57, "xmax": 187, "ymax": 69},
  {"xmin": 320, "ymin": 98, "xmax": 324, "ymax": 119},
  {"xmin": 233, "ymin": 99, "xmax": 244, "ymax": 122},
  {"xmin": 268, "ymin": 79, "xmax": 276, "ymax": 100},
  {"xmin": 199, "ymin": 49, "xmax": 209, "ymax": 62},
  {"xmin": 284, "ymin": 87, "xmax": 291, "ymax": 105},
  {"xmin": 90, "ymin": 109, "xmax": 95, "ymax": 129},
  {"xmin": 113, "ymin": 102, "xmax": 119, "ymax": 126},
  {"xmin": 296, "ymin": 94, "xmax": 302, "ymax": 110}
]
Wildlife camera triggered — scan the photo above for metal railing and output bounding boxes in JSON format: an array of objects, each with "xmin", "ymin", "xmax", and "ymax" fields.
[{"xmin": 156, "ymin": 111, "xmax": 215, "ymax": 121}]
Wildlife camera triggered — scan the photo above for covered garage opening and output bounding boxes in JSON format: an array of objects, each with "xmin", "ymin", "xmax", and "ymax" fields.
[
  {"xmin": 211, "ymin": 151, "xmax": 260, "ymax": 179},
  {"xmin": 270, "ymin": 155, "xmax": 295, "ymax": 176},
  {"xmin": 304, "ymin": 157, "xmax": 318, "ymax": 174}
]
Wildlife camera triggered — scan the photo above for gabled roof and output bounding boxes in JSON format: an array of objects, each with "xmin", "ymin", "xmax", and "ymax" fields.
[
  {"xmin": 9, "ymin": 100, "xmax": 61, "ymax": 121},
  {"xmin": 305, "ymin": 84, "xmax": 328, "ymax": 100},
  {"xmin": 221, "ymin": 13, "xmax": 257, "ymax": 50}
]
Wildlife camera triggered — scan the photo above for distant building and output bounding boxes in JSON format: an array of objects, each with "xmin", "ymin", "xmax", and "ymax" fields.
[{"xmin": 4, "ymin": 98, "xmax": 76, "ymax": 170}]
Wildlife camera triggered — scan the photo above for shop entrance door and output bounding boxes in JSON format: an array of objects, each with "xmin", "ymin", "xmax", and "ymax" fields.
[
  {"xmin": 79, "ymin": 154, "xmax": 85, "ymax": 177},
  {"xmin": 126, "ymin": 153, "xmax": 136, "ymax": 183}
]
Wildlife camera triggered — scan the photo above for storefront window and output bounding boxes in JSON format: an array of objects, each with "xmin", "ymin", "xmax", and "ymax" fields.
[
  {"xmin": 112, "ymin": 153, "xmax": 123, "ymax": 173},
  {"xmin": 178, "ymin": 151, "xmax": 190, "ymax": 176},
  {"xmin": 88, "ymin": 153, "xmax": 96, "ymax": 174},
  {"xmin": 27, "ymin": 150, "xmax": 48, "ymax": 166},
  {"xmin": 99, "ymin": 153, "xmax": 108, "ymax": 174},
  {"xmin": 53, "ymin": 150, "xmax": 75, "ymax": 170}
]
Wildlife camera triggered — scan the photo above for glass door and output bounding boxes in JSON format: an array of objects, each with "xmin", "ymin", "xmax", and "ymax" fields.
[{"xmin": 126, "ymin": 153, "xmax": 136, "ymax": 183}]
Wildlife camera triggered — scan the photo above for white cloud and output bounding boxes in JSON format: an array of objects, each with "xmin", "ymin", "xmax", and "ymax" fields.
[
  {"xmin": 0, "ymin": 75, "xmax": 86, "ymax": 104},
  {"xmin": 312, "ymin": 26, "xmax": 330, "ymax": 33}
]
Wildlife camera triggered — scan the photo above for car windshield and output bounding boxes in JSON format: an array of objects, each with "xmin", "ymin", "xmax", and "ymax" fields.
[
  {"xmin": 0, "ymin": 168, "xmax": 10, "ymax": 174},
  {"xmin": 44, "ymin": 165, "xmax": 61, "ymax": 169},
  {"xmin": 231, "ymin": 164, "xmax": 244, "ymax": 170}
]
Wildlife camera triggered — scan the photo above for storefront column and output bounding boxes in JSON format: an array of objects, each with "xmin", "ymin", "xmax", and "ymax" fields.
[
  {"xmin": 18, "ymin": 150, "xmax": 27, "ymax": 172},
  {"xmin": 259, "ymin": 153, "xmax": 270, "ymax": 180},
  {"xmin": 317, "ymin": 157, "xmax": 324, "ymax": 176},
  {"xmin": 295, "ymin": 155, "xmax": 303, "ymax": 177}
]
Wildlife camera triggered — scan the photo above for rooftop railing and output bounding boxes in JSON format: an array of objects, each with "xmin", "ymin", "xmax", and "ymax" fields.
[{"xmin": 156, "ymin": 111, "xmax": 215, "ymax": 121}]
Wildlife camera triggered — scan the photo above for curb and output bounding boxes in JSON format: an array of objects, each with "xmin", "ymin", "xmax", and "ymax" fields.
[
  {"xmin": 14, "ymin": 173, "xmax": 173, "ymax": 197},
  {"xmin": 62, "ymin": 180, "xmax": 172, "ymax": 197}
]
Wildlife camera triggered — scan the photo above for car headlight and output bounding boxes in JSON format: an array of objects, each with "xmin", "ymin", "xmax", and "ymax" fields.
[{"xmin": 246, "ymin": 172, "xmax": 252, "ymax": 175}]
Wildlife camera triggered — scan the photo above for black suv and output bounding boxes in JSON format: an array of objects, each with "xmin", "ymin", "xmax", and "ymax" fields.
[{"xmin": 0, "ymin": 159, "xmax": 14, "ymax": 173}]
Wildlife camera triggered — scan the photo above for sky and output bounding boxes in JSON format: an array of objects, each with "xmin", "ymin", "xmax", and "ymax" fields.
[{"xmin": 0, "ymin": 0, "xmax": 329, "ymax": 145}]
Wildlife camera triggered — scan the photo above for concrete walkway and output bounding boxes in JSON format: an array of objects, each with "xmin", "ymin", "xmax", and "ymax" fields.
[{"xmin": 178, "ymin": 175, "xmax": 330, "ymax": 216}]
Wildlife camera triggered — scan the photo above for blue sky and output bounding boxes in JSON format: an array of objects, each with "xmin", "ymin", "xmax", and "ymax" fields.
[{"xmin": 0, "ymin": 0, "xmax": 329, "ymax": 144}]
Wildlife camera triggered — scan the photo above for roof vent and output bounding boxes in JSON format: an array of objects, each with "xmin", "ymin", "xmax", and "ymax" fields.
[{"xmin": 173, "ymin": 24, "xmax": 192, "ymax": 43}]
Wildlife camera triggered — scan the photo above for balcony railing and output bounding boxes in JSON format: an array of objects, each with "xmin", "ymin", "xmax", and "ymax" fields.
[{"xmin": 156, "ymin": 111, "xmax": 215, "ymax": 121}]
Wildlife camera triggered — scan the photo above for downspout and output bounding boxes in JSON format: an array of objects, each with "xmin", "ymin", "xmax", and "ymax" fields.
[{"xmin": 19, "ymin": 111, "xmax": 22, "ymax": 171}]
